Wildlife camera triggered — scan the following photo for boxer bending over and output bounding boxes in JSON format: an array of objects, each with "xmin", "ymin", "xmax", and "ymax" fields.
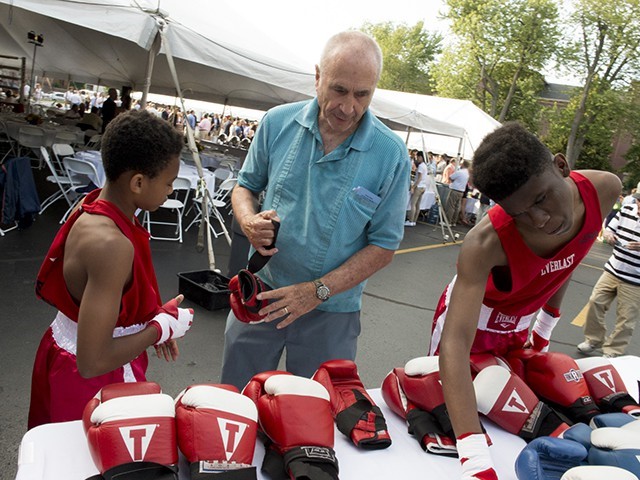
[{"xmin": 430, "ymin": 122, "xmax": 621, "ymax": 479}]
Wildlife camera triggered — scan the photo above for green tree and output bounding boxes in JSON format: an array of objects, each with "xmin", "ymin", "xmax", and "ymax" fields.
[
  {"xmin": 360, "ymin": 21, "xmax": 442, "ymax": 94},
  {"xmin": 543, "ymin": 82, "xmax": 634, "ymax": 171},
  {"xmin": 562, "ymin": 0, "xmax": 640, "ymax": 167},
  {"xmin": 438, "ymin": 0, "xmax": 560, "ymax": 122}
]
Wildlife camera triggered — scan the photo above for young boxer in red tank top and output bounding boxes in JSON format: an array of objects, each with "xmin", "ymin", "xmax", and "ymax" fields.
[
  {"xmin": 28, "ymin": 110, "xmax": 194, "ymax": 429},
  {"xmin": 432, "ymin": 122, "xmax": 621, "ymax": 479}
]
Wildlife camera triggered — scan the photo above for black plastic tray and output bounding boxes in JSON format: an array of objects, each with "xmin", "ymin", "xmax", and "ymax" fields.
[{"xmin": 177, "ymin": 270, "xmax": 231, "ymax": 311}]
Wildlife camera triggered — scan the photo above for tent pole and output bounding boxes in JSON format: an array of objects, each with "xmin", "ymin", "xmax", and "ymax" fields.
[{"xmin": 140, "ymin": 32, "xmax": 161, "ymax": 109}]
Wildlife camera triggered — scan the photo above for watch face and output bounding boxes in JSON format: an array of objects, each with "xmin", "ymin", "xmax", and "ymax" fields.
[{"xmin": 316, "ymin": 283, "xmax": 330, "ymax": 301}]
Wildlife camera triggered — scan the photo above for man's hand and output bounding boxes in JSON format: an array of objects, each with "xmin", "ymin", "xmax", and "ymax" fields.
[
  {"xmin": 257, "ymin": 281, "xmax": 321, "ymax": 329},
  {"xmin": 240, "ymin": 209, "xmax": 280, "ymax": 256}
]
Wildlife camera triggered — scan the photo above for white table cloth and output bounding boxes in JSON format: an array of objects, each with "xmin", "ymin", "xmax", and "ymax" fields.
[{"xmin": 16, "ymin": 356, "xmax": 640, "ymax": 480}]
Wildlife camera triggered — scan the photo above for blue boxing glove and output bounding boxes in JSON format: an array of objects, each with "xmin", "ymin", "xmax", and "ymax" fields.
[
  {"xmin": 515, "ymin": 436, "xmax": 588, "ymax": 480},
  {"xmin": 589, "ymin": 426, "xmax": 640, "ymax": 477},
  {"xmin": 590, "ymin": 413, "xmax": 637, "ymax": 429}
]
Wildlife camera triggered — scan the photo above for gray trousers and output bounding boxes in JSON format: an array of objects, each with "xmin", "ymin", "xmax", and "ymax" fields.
[{"xmin": 220, "ymin": 308, "xmax": 361, "ymax": 390}]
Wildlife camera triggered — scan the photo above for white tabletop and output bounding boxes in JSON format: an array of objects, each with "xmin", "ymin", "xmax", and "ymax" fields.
[{"xmin": 15, "ymin": 357, "xmax": 640, "ymax": 480}]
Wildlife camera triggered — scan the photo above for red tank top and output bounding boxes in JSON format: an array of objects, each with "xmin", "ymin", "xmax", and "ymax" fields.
[
  {"xmin": 35, "ymin": 189, "xmax": 161, "ymax": 326},
  {"xmin": 484, "ymin": 171, "xmax": 601, "ymax": 316}
]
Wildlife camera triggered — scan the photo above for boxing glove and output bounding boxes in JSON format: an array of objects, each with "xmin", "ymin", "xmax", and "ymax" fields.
[
  {"xmin": 228, "ymin": 270, "xmax": 270, "ymax": 324},
  {"xmin": 591, "ymin": 412, "xmax": 637, "ymax": 429},
  {"xmin": 588, "ymin": 426, "xmax": 640, "ymax": 477},
  {"xmin": 457, "ymin": 433, "xmax": 498, "ymax": 480},
  {"xmin": 469, "ymin": 353, "xmax": 510, "ymax": 377},
  {"xmin": 175, "ymin": 384, "xmax": 258, "ymax": 479},
  {"xmin": 83, "ymin": 382, "xmax": 178, "ymax": 478},
  {"xmin": 381, "ymin": 356, "xmax": 456, "ymax": 456},
  {"xmin": 148, "ymin": 297, "xmax": 194, "ymax": 345},
  {"xmin": 510, "ymin": 351, "xmax": 600, "ymax": 425},
  {"xmin": 474, "ymin": 365, "xmax": 570, "ymax": 441},
  {"xmin": 256, "ymin": 374, "xmax": 338, "ymax": 480},
  {"xmin": 562, "ymin": 465, "xmax": 639, "ymax": 480},
  {"xmin": 514, "ymin": 436, "xmax": 588, "ymax": 480},
  {"xmin": 312, "ymin": 359, "xmax": 391, "ymax": 449},
  {"xmin": 530, "ymin": 304, "xmax": 561, "ymax": 352},
  {"xmin": 576, "ymin": 357, "xmax": 640, "ymax": 416}
]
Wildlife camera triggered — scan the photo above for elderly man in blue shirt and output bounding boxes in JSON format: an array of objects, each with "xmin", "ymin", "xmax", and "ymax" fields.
[{"xmin": 221, "ymin": 31, "xmax": 410, "ymax": 389}]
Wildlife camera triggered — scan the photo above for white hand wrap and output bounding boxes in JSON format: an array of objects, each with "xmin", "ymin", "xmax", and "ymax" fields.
[
  {"xmin": 457, "ymin": 433, "xmax": 497, "ymax": 480},
  {"xmin": 530, "ymin": 306, "xmax": 561, "ymax": 352},
  {"xmin": 149, "ymin": 307, "xmax": 193, "ymax": 344}
]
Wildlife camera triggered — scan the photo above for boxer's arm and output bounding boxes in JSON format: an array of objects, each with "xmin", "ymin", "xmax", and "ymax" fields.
[
  {"xmin": 440, "ymin": 226, "xmax": 504, "ymax": 438},
  {"xmin": 75, "ymin": 228, "xmax": 157, "ymax": 378}
]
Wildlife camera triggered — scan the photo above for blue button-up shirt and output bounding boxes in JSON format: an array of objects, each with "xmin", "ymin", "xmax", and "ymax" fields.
[{"xmin": 237, "ymin": 99, "xmax": 410, "ymax": 312}]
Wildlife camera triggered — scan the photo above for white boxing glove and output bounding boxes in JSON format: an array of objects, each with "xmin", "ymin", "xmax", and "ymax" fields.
[
  {"xmin": 562, "ymin": 465, "xmax": 639, "ymax": 480},
  {"xmin": 148, "ymin": 297, "xmax": 193, "ymax": 345}
]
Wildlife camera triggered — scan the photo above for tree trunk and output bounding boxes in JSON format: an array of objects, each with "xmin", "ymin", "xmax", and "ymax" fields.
[{"xmin": 499, "ymin": 64, "xmax": 523, "ymax": 123}]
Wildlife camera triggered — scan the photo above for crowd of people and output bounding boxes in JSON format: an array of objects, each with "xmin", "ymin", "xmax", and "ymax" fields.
[
  {"xmin": 404, "ymin": 149, "xmax": 491, "ymax": 228},
  {"xmin": 21, "ymin": 29, "xmax": 640, "ymax": 480},
  {"xmin": 7, "ymin": 83, "xmax": 260, "ymax": 148}
]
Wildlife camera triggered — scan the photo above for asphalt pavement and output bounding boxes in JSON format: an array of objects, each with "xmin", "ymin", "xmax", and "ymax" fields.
[{"xmin": 1, "ymin": 170, "xmax": 634, "ymax": 478}]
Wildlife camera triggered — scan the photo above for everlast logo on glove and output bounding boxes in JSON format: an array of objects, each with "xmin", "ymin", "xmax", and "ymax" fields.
[{"xmin": 229, "ymin": 220, "xmax": 279, "ymax": 324}]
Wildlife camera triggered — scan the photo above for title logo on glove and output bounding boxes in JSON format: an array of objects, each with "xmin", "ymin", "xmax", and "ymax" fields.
[
  {"xmin": 502, "ymin": 388, "xmax": 529, "ymax": 414},
  {"xmin": 217, "ymin": 418, "xmax": 251, "ymax": 461},
  {"xmin": 119, "ymin": 424, "xmax": 158, "ymax": 461}
]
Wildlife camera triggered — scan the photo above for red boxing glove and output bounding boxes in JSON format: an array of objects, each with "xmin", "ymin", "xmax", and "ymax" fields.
[
  {"xmin": 313, "ymin": 359, "xmax": 391, "ymax": 450},
  {"xmin": 83, "ymin": 382, "xmax": 178, "ymax": 477},
  {"xmin": 228, "ymin": 270, "xmax": 270, "ymax": 324},
  {"xmin": 175, "ymin": 384, "xmax": 258, "ymax": 478},
  {"xmin": 529, "ymin": 304, "xmax": 561, "ymax": 352},
  {"xmin": 474, "ymin": 365, "xmax": 570, "ymax": 441},
  {"xmin": 576, "ymin": 357, "xmax": 640, "ymax": 416},
  {"xmin": 255, "ymin": 374, "xmax": 338, "ymax": 480},
  {"xmin": 148, "ymin": 297, "xmax": 194, "ymax": 345}
]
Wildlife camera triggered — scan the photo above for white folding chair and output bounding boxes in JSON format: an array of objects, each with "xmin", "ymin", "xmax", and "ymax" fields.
[
  {"xmin": 84, "ymin": 134, "xmax": 101, "ymax": 151},
  {"xmin": 53, "ymin": 131, "xmax": 78, "ymax": 147},
  {"xmin": 17, "ymin": 126, "xmax": 46, "ymax": 168},
  {"xmin": 52, "ymin": 143, "xmax": 75, "ymax": 176},
  {"xmin": 143, "ymin": 177, "xmax": 191, "ymax": 243},
  {"xmin": 212, "ymin": 168, "xmax": 233, "ymax": 190},
  {"xmin": 184, "ymin": 181, "xmax": 232, "ymax": 244},
  {"xmin": 39, "ymin": 146, "xmax": 74, "ymax": 214},
  {"xmin": 212, "ymin": 177, "xmax": 237, "ymax": 209},
  {"xmin": 60, "ymin": 156, "xmax": 101, "ymax": 223}
]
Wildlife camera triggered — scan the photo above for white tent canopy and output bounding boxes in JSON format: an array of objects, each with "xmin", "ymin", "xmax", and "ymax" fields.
[
  {"xmin": 375, "ymin": 89, "xmax": 502, "ymax": 158},
  {"xmin": 0, "ymin": 0, "xmax": 479, "ymax": 149},
  {"xmin": 0, "ymin": 0, "xmax": 315, "ymax": 111}
]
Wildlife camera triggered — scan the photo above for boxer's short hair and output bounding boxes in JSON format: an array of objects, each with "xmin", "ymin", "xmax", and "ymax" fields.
[
  {"xmin": 471, "ymin": 122, "xmax": 553, "ymax": 202},
  {"xmin": 101, "ymin": 109, "xmax": 183, "ymax": 181}
]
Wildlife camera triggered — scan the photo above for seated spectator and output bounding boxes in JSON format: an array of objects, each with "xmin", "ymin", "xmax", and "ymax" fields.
[
  {"xmin": 77, "ymin": 106, "xmax": 103, "ymax": 132},
  {"xmin": 64, "ymin": 104, "xmax": 81, "ymax": 119}
]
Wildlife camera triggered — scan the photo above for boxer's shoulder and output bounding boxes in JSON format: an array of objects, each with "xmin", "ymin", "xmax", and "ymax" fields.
[{"xmin": 459, "ymin": 221, "xmax": 507, "ymax": 269}]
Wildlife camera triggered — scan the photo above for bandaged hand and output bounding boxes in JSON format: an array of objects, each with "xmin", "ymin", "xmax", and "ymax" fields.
[{"xmin": 148, "ymin": 295, "xmax": 194, "ymax": 345}]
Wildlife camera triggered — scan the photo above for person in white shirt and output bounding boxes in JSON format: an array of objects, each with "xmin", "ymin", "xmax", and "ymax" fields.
[
  {"xmin": 405, "ymin": 151, "xmax": 429, "ymax": 226},
  {"xmin": 445, "ymin": 159, "xmax": 469, "ymax": 226}
]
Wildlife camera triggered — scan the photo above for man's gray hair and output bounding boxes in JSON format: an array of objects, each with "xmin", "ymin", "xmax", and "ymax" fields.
[{"xmin": 319, "ymin": 31, "xmax": 383, "ymax": 81}]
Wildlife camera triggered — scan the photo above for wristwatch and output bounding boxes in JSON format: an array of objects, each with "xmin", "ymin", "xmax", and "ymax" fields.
[{"xmin": 313, "ymin": 279, "xmax": 331, "ymax": 302}]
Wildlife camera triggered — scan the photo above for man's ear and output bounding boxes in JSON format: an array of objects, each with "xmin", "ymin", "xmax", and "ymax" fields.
[
  {"xmin": 553, "ymin": 153, "xmax": 571, "ymax": 177},
  {"xmin": 129, "ymin": 173, "xmax": 145, "ymax": 194}
]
